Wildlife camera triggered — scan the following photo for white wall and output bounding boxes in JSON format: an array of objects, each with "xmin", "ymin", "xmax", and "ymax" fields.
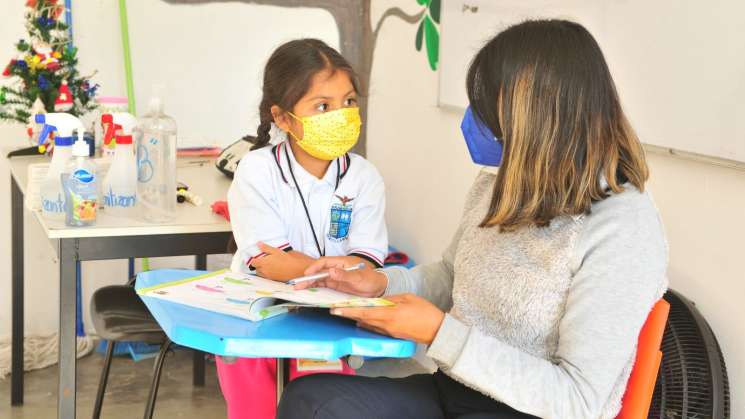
[
  {"xmin": 0, "ymin": 0, "xmax": 188, "ymax": 339},
  {"xmin": 368, "ymin": 0, "xmax": 744, "ymax": 416},
  {"xmin": 0, "ymin": 0, "xmax": 333, "ymax": 340}
]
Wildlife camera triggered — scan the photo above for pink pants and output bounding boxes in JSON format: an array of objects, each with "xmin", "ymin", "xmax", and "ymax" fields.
[{"xmin": 216, "ymin": 357, "xmax": 355, "ymax": 419}]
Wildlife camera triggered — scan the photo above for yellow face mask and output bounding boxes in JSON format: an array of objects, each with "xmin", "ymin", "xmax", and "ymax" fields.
[{"xmin": 287, "ymin": 107, "xmax": 361, "ymax": 160}]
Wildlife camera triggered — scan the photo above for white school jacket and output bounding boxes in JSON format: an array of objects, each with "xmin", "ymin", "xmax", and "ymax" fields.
[{"xmin": 228, "ymin": 140, "xmax": 388, "ymax": 274}]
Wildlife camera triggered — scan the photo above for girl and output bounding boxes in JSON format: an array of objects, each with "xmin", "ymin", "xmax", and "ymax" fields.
[
  {"xmin": 277, "ymin": 20, "xmax": 668, "ymax": 419},
  {"xmin": 222, "ymin": 39, "xmax": 388, "ymax": 418}
]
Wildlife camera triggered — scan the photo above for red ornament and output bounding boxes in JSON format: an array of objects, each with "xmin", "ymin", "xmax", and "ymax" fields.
[
  {"xmin": 25, "ymin": 0, "xmax": 58, "ymax": 7},
  {"xmin": 52, "ymin": 5, "xmax": 63, "ymax": 19},
  {"xmin": 46, "ymin": 61, "xmax": 59, "ymax": 72},
  {"xmin": 4, "ymin": 59, "xmax": 17, "ymax": 76},
  {"xmin": 54, "ymin": 80, "xmax": 73, "ymax": 111}
]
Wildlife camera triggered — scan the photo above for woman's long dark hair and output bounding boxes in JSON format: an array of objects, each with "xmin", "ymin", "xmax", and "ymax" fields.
[
  {"xmin": 467, "ymin": 20, "xmax": 649, "ymax": 231},
  {"xmin": 250, "ymin": 39, "xmax": 360, "ymax": 150}
]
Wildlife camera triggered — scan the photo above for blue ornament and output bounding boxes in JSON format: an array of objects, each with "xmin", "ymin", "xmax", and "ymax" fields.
[
  {"xmin": 38, "ymin": 74, "xmax": 50, "ymax": 90},
  {"xmin": 36, "ymin": 17, "xmax": 55, "ymax": 28},
  {"xmin": 16, "ymin": 60, "xmax": 27, "ymax": 70},
  {"xmin": 86, "ymin": 83, "xmax": 100, "ymax": 97}
]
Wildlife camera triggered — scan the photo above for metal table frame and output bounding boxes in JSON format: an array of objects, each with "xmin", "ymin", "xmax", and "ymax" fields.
[{"xmin": 10, "ymin": 175, "xmax": 233, "ymax": 418}]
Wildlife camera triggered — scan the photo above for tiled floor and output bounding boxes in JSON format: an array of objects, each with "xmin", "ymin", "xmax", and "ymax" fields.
[{"xmin": 1, "ymin": 346, "xmax": 430, "ymax": 418}]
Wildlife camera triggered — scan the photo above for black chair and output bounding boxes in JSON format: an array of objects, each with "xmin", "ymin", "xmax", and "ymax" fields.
[{"xmin": 89, "ymin": 283, "xmax": 173, "ymax": 419}]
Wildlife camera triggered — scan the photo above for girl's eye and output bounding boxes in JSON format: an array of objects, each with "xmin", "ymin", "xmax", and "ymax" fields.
[
  {"xmin": 315, "ymin": 103, "xmax": 329, "ymax": 112},
  {"xmin": 345, "ymin": 97, "xmax": 357, "ymax": 107}
]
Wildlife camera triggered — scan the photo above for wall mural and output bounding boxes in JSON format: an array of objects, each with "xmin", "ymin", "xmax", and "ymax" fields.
[{"xmin": 166, "ymin": 0, "xmax": 441, "ymax": 154}]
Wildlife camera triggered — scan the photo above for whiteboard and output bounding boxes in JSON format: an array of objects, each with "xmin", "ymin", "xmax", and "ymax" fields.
[
  {"xmin": 127, "ymin": 2, "xmax": 339, "ymax": 147},
  {"xmin": 439, "ymin": 0, "xmax": 745, "ymax": 163}
]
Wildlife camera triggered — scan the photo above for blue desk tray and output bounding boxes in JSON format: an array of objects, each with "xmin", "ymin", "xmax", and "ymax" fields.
[{"xmin": 136, "ymin": 269, "xmax": 416, "ymax": 360}]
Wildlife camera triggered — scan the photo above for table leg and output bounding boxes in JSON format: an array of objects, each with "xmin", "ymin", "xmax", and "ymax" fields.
[
  {"xmin": 11, "ymin": 177, "xmax": 24, "ymax": 405},
  {"xmin": 192, "ymin": 350, "xmax": 205, "ymax": 387},
  {"xmin": 276, "ymin": 358, "xmax": 285, "ymax": 405},
  {"xmin": 58, "ymin": 238, "xmax": 78, "ymax": 419},
  {"xmin": 192, "ymin": 254, "xmax": 208, "ymax": 387}
]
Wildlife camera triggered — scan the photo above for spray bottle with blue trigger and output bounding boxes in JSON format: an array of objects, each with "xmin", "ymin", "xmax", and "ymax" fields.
[{"xmin": 36, "ymin": 113, "xmax": 85, "ymax": 221}]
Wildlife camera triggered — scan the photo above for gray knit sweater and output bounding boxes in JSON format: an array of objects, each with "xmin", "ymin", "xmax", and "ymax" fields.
[{"xmin": 383, "ymin": 170, "xmax": 668, "ymax": 419}]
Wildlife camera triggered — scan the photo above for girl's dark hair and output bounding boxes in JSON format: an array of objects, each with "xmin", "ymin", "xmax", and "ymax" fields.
[
  {"xmin": 466, "ymin": 19, "xmax": 648, "ymax": 231},
  {"xmin": 250, "ymin": 39, "xmax": 360, "ymax": 150}
]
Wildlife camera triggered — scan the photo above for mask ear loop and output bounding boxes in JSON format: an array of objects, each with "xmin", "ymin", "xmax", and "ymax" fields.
[{"xmin": 285, "ymin": 111, "xmax": 304, "ymax": 144}]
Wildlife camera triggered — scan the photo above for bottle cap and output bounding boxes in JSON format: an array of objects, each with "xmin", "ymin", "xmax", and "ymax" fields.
[
  {"xmin": 54, "ymin": 136, "xmax": 75, "ymax": 147},
  {"xmin": 148, "ymin": 83, "xmax": 166, "ymax": 113},
  {"xmin": 72, "ymin": 139, "xmax": 89, "ymax": 157},
  {"xmin": 115, "ymin": 134, "xmax": 133, "ymax": 145}
]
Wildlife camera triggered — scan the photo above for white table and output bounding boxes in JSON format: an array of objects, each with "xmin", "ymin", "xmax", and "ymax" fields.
[{"xmin": 8, "ymin": 155, "xmax": 233, "ymax": 419}]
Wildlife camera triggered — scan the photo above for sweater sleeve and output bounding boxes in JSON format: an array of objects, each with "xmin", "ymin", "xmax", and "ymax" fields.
[
  {"xmin": 380, "ymin": 171, "xmax": 494, "ymax": 310},
  {"xmin": 426, "ymin": 192, "xmax": 668, "ymax": 419},
  {"xmin": 381, "ymin": 219, "xmax": 463, "ymax": 312}
]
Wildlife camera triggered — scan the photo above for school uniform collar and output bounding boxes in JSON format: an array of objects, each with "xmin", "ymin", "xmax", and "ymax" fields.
[{"xmin": 272, "ymin": 140, "xmax": 350, "ymax": 189}]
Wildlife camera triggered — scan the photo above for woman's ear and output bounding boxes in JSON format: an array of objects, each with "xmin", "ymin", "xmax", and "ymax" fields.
[{"xmin": 271, "ymin": 105, "xmax": 291, "ymax": 133}]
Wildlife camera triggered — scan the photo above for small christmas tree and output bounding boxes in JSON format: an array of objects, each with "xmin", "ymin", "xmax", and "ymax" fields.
[{"xmin": 0, "ymin": 0, "xmax": 98, "ymax": 135}]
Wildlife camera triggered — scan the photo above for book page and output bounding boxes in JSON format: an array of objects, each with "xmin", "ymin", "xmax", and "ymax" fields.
[{"xmin": 138, "ymin": 270, "xmax": 393, "ymax": 322}]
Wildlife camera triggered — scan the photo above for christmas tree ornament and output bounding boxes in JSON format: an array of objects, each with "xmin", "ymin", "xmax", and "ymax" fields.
[
  {"xmin": 27, "ymin": 96, "xmax": 46, "ymax": 143},
  {"xmin": 54, "ymin": 80, "xmax": 73, "ymax": 111}
]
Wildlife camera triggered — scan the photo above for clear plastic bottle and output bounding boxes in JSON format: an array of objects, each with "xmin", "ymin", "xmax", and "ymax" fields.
[
  {"xmin": 62, "ymin": 139, "xmax": 98, "ymax": 226},
  {"xmin": 135, "ymin": 93, "xmax": 177, "ymax": 223}
]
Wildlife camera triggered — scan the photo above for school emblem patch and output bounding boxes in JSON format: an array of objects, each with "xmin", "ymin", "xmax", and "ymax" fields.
[{"xmin": 328, "ymin": 195, "xmax": 354, "ymax": 241}]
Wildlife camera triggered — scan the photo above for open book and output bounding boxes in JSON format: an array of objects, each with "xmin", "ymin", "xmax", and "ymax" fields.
[{"xmin": 137, "ymin": 270, "xmax": 393, "ymax": 321}]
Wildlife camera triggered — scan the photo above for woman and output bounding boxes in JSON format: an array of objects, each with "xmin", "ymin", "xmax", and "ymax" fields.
[{"xmin": 277, "ymin": 20, "xmax": 668, "ymax": 419}]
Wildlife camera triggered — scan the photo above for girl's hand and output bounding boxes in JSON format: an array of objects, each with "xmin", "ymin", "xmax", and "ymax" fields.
[
  {"xmin": 331, "ymin": 294, "xmax": 445, "ymax": 345},
  {"xmin": 295, "ymin": 257, "xmax": 388, "ymax": 297},
  {"xmin": 252, "ymin": 243, "xmax": 313, "ymax": 281}
]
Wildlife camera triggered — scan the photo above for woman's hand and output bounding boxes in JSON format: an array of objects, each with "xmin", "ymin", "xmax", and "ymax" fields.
[
  {"xmin": 331, "ymin": 294, "xmax": 445, "ymax": 345},
  {"xmin": 295, "ymin": 257, "xmax": 388, "ymax": 298}
]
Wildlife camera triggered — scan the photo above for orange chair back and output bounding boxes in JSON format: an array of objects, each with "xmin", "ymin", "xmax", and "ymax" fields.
[{"xmin": 616, "ymin": 299, "xmax": 670, "ymax": 419}]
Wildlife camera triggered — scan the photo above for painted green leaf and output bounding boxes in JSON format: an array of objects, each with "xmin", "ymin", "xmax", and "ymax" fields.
[
  {"xmin": 416, "ymin": 0, "xmax": 431, "ymax": 5},
  {"xmin": 424, "ymin": 15, "xmax": 439, "ymax": 70},
  {"xmin": 415, "ymin": 21, "xmax": 424, "ymax": 51},
  {"xmin": 429, "ymin": 0, "xmax": 441, "ymax": 24}
]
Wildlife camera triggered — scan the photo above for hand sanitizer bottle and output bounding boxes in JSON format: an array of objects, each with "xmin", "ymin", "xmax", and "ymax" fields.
[
  {"xmin": 63, "ymin": 138, "xmax": 98, "ymax": 226},
  {"xmin": 101, "ymin": 113, "xmax": 138, "ymax": 218}
]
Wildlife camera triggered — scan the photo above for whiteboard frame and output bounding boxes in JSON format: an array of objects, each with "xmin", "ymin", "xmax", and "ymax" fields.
[{"xmin": 643, "ymin": 144, "xmax": 745, "ymax": 172}]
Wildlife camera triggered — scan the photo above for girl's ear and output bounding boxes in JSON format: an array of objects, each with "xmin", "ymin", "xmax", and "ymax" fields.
[{"xmin": 271, "ymin": 105, "xmax": 291, "ymax": 133}]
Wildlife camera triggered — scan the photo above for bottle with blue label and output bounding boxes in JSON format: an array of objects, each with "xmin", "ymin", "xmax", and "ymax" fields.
[
  {"xmin": 62, "ymin": 138, "xmax": 98, "ymax": 226},
  {"xmin": 36, "ymin": 113, "xmax": 84, "ymax": 221},
  {"xmin": 101, "ymin": 113, "xmax": 138, "ymax": 217}
]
